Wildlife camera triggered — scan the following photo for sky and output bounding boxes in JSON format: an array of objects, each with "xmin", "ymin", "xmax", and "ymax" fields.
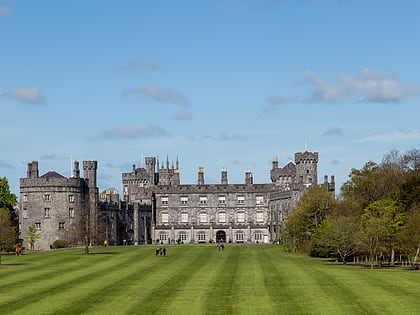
[{"xmin": 1, "ymin": 0, "xmax": 419, "ymax": 197}]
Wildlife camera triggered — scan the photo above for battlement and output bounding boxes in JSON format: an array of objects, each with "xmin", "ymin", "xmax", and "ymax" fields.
[{"xmin": 295, "ymin": 151, "xmax": 318, "ymax": 164}]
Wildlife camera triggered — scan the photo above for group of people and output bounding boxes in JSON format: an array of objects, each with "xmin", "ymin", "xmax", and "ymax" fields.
[
  {"xmin": 155, "ymin": 247, "xmax": 166, "ymax": 256},
  {"xmin": 217, "ymin": 243, "xmax": 225, "ymax": 251}
]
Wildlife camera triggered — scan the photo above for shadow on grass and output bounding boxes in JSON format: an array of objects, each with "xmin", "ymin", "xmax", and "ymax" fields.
[{"xmin": 0, "ymin": 263, "xmax": 29, "ymax": 266}]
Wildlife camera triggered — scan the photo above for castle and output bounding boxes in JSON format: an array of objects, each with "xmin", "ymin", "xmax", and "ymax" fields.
[{"xmin": 19, "ymin": 152, "xmax": 335, "ymax": 250}]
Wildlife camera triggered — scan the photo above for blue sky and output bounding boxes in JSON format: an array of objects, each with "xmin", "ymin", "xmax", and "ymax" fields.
[{"xmin": 1, "ymin": 0, "xmax": 419, "ymax": 196}]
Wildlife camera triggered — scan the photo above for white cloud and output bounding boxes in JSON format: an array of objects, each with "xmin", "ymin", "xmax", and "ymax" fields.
[
  {"xmin": 0, "ymin": 5, "xmax": 12, "ymax": 16},
  {"xmin": 2, "ymin": 86, "xmax": 46, "ymax": 104},
  {"xmin": 354, "ymin": 129, "xmax": 420, "ymax": 143},
  {"xmin": 124, "ymin": 86, "xmax": 190, "ymax": 107},
  {"xmin": 104, "ymin": 125, "xmax": 168, "ymax": 140},
  {"xmin": 298, "ymin": 68, "xmax": 420, "ymax": 103}
]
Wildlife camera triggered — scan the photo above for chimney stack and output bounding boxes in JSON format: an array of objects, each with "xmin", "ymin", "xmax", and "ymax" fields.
[{"xmin": 198, "ymin": 167, "xmax": 205, "ymax": 185}]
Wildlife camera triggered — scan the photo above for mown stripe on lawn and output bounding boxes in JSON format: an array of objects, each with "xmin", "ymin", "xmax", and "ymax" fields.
[{"xmin": 0, "ymin": 248, "xmax": 148, "ymax": 313}]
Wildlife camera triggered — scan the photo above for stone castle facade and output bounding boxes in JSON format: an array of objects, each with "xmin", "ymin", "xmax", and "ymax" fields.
[{"xmin": 19, "ymin": 151, "xmax": 335, "ymax": 250}]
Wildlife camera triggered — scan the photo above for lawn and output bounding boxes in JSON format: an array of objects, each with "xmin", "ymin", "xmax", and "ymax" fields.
[{"xmin": 0, "ymin": 245, "xmax": 419, "ymax": 314}]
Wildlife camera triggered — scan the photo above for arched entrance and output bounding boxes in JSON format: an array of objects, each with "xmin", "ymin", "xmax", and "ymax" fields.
[{"xmin": 216, "ymin": 230, "xmax": 226, "ymax": 243}]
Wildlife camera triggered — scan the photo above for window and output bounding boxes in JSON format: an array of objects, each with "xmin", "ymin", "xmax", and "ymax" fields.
[
  {"xmin": 237, "ymin": 196, "xmax": 245, "ymax": 205},
  {"xmin": 44, "ymin": 208, "xmax": 51, "ymax": 218},
  {"xmin": 218, "ymin": 212, "xmax": 226, "ymax": 223},
  {"xmin": 198, "ymin": 232, "xmax": 206, "ymax": 241},
  {"xmin": 181, "ymin": 213, "xmax": 189, "ymax": 223},
  {"xmin": 256, "ymin": 196, "xmax": 264, "ymax": 205},
  {"xmin": 35, "ymin": 222, "xmax": 41, "ymax": 230},
  {"xmin": 181, "ymin": 196, "xmax": 188, "ymax": 206},
  {"xmin": 23, "ymin": 194, "xmax": 28, "ymax": 202},
  {"xmin": 43, "ymin": 194, "xmax": 51, "ymax": 201},
  {"xmin": 69, "ymin": 208, "xmax": 74, "ymax": 218},
  {"xmin": 69, "ymin": 195, "xmax": 74, "ymax": 203},
  {"xmin": 161, "ymin": 197, "xmax": 168, "ymax": 206},
  {"xmin": 218, "ymin": 196, "xmax": 226, "ymax": 204},
  {"xmin": 161, "ymin": 213, "xmax": 169, "ymax": 223},
  {"xmin": 159, "ymin": 232, "xmax": 168, "ymax": 241},
  {"xmin": 237, "ymin": 212, "xmax": 245, "ymax": 223},
  {"xmin": 236, "ymin": 232, "xmax": 244, "ymax": 242},
  {"xmin": 199, "ymin": 196, "xmax": 207, "ymax": 205},
  {"xmin": 59, "ymin": 222, "xmax": 65, "ymax": 230},
  {"xmin": 256, "ymin": 212, "xmax": 264, "ymax": 223},
  {"xmin": 199, "ymin": 212, "xmax": 208, "ymax": 223},
  {"xmin": 23, "ymin": 208, "xmax": 27, "ymax": 219},
  {"xmin": 179, "ymin": 232, "xmax": 187, "ymax": 241},
  {"xmin": 254, "ymin": 232, "xmax": 263, "ymax": 241}
]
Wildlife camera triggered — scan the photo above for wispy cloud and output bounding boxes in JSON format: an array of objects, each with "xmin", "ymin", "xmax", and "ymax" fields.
[
  {"xmin": 0, "ymin": 5, "xmax": 12, "ymax": 16},
  {"xmin": 298, "ymin": 68, "xmax": 420, "ymax": 103},
  {"xmin": 1, "ymin": 86, "xmax": 46, "ymax": 105},
  {"xmin": 119, "ymin": 57, "xmax": 159, "ymax": 71},
  {"xmin": 354, "ymin": 129, "xmax": 420, "ymax": 143},
  {"xmin": 41, "ymin": 153, "xmax": 64, "ymax": 161},
  {"xmin": 124, "ymin": 86, "xmax": 190, "ymax": 107},
  {"xmin": 104, "ymin": 125, "xmax": 168, "ymax": 140},
  {"xmin": 0, "ymin": 160, "xmax": 15, "ymax": 169},
  {"xmin": 322, "ymin": 127, "xmax": 343, "ymax": 136},
  {"xmin": 171, "ymin": 112, "xmax": 193, "ymax": 121}
]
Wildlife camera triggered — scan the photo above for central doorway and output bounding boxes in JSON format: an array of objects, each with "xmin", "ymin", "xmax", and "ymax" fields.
[{"xmin": 216, "ymin": 230, "xmax": 226, "ymax": 243}]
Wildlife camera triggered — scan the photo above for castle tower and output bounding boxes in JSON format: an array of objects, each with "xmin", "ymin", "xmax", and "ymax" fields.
[
  {"xmin": 145, "ymin": 157, "xmax": 156, "ymax": 185},
  {"xmin": 221, "ymin": 168, "xmax": 228, "ymax": 184},
  {"xmin": 295, "ymin": 151, "xmax": 318, "ymax": 186}
]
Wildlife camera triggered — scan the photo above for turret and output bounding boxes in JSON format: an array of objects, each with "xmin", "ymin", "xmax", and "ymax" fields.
[
  {"xmin": 83, "ymin": 161, "xmax": 98, "ymax": 188},
  {"xmin": 145, "ymin": 157, "xmax": 156, "ymax": 185}
]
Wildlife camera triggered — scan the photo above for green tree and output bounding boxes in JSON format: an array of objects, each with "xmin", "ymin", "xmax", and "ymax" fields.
[
  {"xmin": 26, "ymin": 224, "xmax": 41, "ymax": 250},
  {"xmin": 396, "ymin": 205, "xmax": 420, "ymax": 265},
  {"xmin": 0, "ymin": 177, "xmax": 17, "ymax": 217},
  {"xmin": 285, "ymin": 185, "xmax": 336, "ymax": 252},
  {"xmin": 0, "ymin": 208, "xmax": 16, "ymax": 264}
]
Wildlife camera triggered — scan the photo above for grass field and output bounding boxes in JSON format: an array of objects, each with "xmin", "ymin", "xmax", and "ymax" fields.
[{"xmin": 0, "ymin": 245, "xmax": 419, "ymax": 314}]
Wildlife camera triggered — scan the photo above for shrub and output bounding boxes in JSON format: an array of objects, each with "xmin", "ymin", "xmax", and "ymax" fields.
[{"xmin": 52, "ymin": 240, "xmax": 67, "ymax": 249}]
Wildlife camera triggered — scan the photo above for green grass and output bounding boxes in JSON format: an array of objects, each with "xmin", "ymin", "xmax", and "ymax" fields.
[{"xmin": 0, "ymin": 245, "xmax": 419, "ymax": 314}]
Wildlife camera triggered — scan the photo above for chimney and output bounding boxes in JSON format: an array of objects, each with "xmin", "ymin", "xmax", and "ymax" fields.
[
  {"xmin": 221, "ymin": 168, "xmax": 228, "ymax": 184},
  {"xmin": 245, "ymin": 169, "xmax": 253, "ymax": 185},
  {"xmin": 324, "ymin": 175, "xmax": 328, "ymax": 184},
  {"xmin": 198, "ymin": 167, "xmax": 204, "ymax": 185},
  {"xmin": 31, "ymin": 161, "xmax": 39, "ymax": 178},
  {"xmin": 73, "ymin": 161, "xmax": 80, "ymax": 178},
  {"xmin": 27, "ymin": 162, "xmax": 32, "ymax": 178},
  {"xmin": 272, "ymin": 157, "xmax": 278, "ymax": 169}
]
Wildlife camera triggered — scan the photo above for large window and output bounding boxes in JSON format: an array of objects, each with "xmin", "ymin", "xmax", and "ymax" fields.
[
  {"xmin": 69, "ymin": 208, "xmax": 74, "ymax": 218},
  {"xmin": 236, "ymin": 232, "xmax": 244, "ymax": 242},
  {"xmin": 44, "ymin": 208, "xmax": 51, "ymax": 218},
  {"xmin": 199, "ymin": 196, "xmax": 207, "ymax": 205},
  {"xmin": 23, "ymin": 194, "xmax": 28, "ymax": 202},
  {"xmin": 218, "ymin": 212, "xmax": 226, "ymax": 223},
  {"xmin": 59, "ymin": 222, "xmax": 65, "ymax": 230},
  {"xmin": 256, "ymin": 212, "xmax": 264, "ymax": 223},
  {"xmin": 35, "ymin": 222, "xmax": 41, "ymax": 231},
  {"xmin": 161, "ymin": 213, "xmax": 169, "ymax": 223},
  {"xmin": 256, "ymin": 196, "xmax": 264, "ymax": 205},
  {"xmin": 198, "ymin": 232, "xmax": 206, "ymax": 241},
  {"xmin": 69, "ymin": 195, "xmax": 74, "ymax": 203},
  {"xmin": 254, "ymin": 232, "xmax": 263, "ymax": 241},
  {"xmin": 159, "ymin": 232, "xmax": 168, "ymax": 241},
  {"xmin": 237, "ymin": 212, "xmax": 245, "ymax": 223},
  {"xmin": 181, "ymin": 212, "xmax": 189, "ymax": 223},
  {"xmin": 179, "ymin": 232, "xmax": 187, "ymax": 242},
  {"xmin": 199, "ymin": 212, "xmax": 208, "ymax": 223},
  {"xmin": 43, "ymin": 194, "xmax": 51, "ymax": 201}
]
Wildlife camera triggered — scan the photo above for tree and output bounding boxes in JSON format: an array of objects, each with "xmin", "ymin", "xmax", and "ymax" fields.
[
  {"xmin": 285, "ymin": 184, "xmax": 336, "ymax": 252},
  {"xmin": 396, "ymin": 205, "xmax": 420, "ymax": 265},
  {"xmin": 0, "ymin": 177, "xmax": 17, "ymax": 218},
  {"xmin": 0, "ymin": 208, "xmax": 15, "ymax": 264},
  {"xmin": 26, "ymin": 224, "xmax": 41, "ymax": 250}
]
